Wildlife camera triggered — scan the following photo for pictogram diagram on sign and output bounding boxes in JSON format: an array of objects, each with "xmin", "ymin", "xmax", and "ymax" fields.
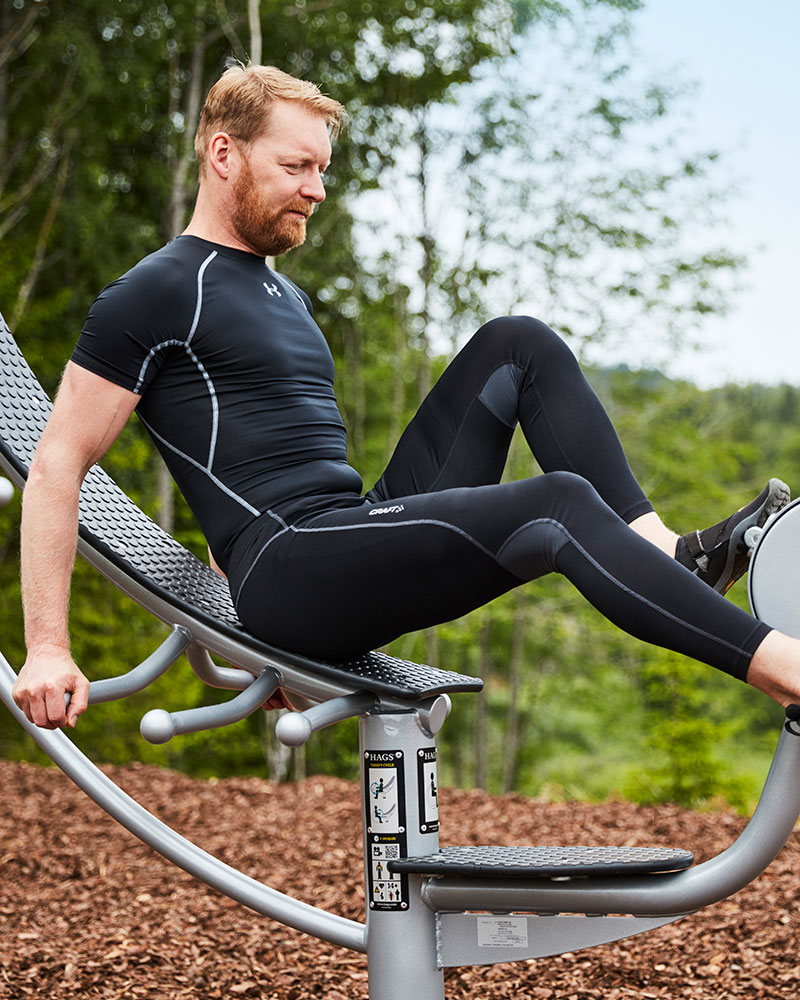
[
  {"xmin": 364, "ymin": 750, "xmax": 409, "ymax": 910},
  {"xmin": 417, "ymin": 747, "xmax": 439, "ymax": 833},
  {"xmin": 370, "ymin": 840, "xmax": 404, "ymax": 904},
  {"xmin": 368, "ymin": 767, "xmax": 400, "ymax": 832}
]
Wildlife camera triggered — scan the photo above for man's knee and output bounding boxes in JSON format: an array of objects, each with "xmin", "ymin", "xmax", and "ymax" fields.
[
  {"xmin": 496, "ymin": 472, "xmax": 602, "ymax": 578},
  {"xmin": 474, "ymin": 315, "xmax": 573, "ymax": 361},
  {"xmin": 518, "ymin": 470, "xmax": 605, "ymax": 522}
]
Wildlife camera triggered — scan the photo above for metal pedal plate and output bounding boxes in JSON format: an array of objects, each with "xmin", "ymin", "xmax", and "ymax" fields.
[{"xmin": 390, "ymin": 844, "xmax": 694, "ymax": 879}]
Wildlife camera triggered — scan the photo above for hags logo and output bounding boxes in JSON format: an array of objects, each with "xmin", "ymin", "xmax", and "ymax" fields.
[{"xmin": 368, "ymin": 505, "xmax": 405, "ymax": 517}]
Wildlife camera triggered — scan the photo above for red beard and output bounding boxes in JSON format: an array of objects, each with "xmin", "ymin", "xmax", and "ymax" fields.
[{"xmin": 231, "ymin": 158, "xmax": 311, "ymax": 257}]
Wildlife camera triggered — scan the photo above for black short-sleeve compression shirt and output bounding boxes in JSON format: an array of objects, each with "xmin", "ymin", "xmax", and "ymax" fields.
[{"xmin": 72, "ymin": 235, "xmax": 363, "ymax": 571}]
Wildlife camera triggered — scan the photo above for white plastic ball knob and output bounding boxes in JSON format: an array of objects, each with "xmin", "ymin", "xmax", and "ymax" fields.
[
  {"xmin": 275, "ymin": 712, "xmax": 313, "ymax": 747},
  {"xmin": 140, "ymin": 709, "xmax": 176, "ymax": 744},
  {"xmin": 0, "ymin": 478, "xmax": 14, "ymax": 507}
]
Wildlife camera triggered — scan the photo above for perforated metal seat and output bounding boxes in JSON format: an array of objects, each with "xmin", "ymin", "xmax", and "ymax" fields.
[
  {"xmin": 0, "ymin": 314, "xmax": 482, "ymax": 700},
  {"xmin": 390, "ymin": 845, "xmax": 695, "ymax": 879}
]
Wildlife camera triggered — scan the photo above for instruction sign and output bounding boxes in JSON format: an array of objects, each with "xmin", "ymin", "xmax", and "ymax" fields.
[
  {"xmin": 364, "ymin": 750, "xmax": 408, "ymax": 911},
  {"xmin": 417, "ymin": 747, "xmax": 439, "ymax": 833}
]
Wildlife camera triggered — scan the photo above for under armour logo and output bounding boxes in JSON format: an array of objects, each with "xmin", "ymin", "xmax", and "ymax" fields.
[{"xmin": 263, "ymin": 282, "xmax": 282, "ymax": 297}]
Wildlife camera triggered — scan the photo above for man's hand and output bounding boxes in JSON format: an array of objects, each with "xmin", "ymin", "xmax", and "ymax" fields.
[
  {"xmin": 262, "ymin": 688, "xmax": 293, "ymax": 711},
  {"xmin": 12, "ymin": 647, "xmax": 90, "ymax": 730}
]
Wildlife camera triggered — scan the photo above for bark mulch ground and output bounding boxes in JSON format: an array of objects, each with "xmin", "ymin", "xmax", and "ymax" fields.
[{"xmin": 1, "ymin": 759, "xmax": 798, "ymax": 999}]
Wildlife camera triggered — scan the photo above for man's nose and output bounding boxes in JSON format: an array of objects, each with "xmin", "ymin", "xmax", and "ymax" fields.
[{"xmin": 300, "ymin": 171, "xmax": 326, "ymax": 204}]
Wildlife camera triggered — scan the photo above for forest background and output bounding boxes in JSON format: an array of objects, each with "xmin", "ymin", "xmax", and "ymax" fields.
[{"xmin": 1, "ymin": 0, "xmax": 798, "ymax": 811}]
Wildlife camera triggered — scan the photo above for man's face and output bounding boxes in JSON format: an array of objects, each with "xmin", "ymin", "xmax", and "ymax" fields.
[{"xmin": 229, "ymin": 101, "xmax": 331, "ymax": 257}]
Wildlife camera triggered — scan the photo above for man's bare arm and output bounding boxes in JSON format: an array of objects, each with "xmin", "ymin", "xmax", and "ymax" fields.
[
  {"xmin": 208, "ymin": 545, "xmax": 227, "ymax": 579},
  {"xmin": 12, "ymin": 362, "xmax": 139, "ymax": 729}
]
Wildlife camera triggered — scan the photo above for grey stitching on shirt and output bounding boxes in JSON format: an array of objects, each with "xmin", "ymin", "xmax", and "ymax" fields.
[
  {"xmin": 272, "ymin": 271, "xmax": 311, "ymax": 312},
  {"xmin": 133, "ymin": 250, "xmax": 218, "ymax": 392},
  {"xmin": 139, "ymin": 415, "xmax": 262, "ymax": 517}
]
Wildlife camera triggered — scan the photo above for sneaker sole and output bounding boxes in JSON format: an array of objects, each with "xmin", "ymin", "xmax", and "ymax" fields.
[{"xmin": 717, "ymin": 478, "xmax": 791, "ymax": 593}]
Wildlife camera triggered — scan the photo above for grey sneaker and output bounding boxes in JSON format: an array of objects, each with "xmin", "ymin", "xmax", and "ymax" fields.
[{"xmin": 676, "ymin": 478, "xmax": 791, "ymax": 593}]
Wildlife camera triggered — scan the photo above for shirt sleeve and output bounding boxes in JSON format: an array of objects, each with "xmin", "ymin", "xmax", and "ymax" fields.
[{"xmin": 71, "ymin": 262, "xmax": 188, "ymax": 394}]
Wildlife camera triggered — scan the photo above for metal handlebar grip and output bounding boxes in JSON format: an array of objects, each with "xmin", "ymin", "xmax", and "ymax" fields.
[
  {"xmin": 275, "ymin": 691, "xmax": 377, "ymax": 747},
  {"xmin": 140, "ymin": 666, "xmax": 281, "ymax": 744}
]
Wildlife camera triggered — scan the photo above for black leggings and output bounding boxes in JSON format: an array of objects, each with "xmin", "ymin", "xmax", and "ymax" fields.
[{"xmin": 229, "ymin": 317, "xmax": 770, "ymax": 679}]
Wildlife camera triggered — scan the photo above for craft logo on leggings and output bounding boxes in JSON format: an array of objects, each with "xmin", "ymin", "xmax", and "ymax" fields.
[{"xmin": 368, "ymin": 505, "xmax": 405, "ymax": 517}]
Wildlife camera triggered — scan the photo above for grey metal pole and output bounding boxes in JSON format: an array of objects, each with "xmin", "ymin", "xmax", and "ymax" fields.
[{"xmin": 361, "ymin": 711, "xmax": 445, "ymax": 1000}]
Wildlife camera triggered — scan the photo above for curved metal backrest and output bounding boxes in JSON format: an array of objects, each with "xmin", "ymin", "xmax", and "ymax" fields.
[{"xmin": 0, "ymin": 313, "xmax": 482, "ymax": 701}]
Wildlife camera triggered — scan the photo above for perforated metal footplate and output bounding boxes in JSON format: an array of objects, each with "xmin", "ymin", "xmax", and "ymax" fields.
[
  {"xmin": 0, "ymin": 314, "xmax": 482, "ymax": 700},
  {"xmin": 390, "ymin": 845, "xmax": 694, "ymax": 879}
]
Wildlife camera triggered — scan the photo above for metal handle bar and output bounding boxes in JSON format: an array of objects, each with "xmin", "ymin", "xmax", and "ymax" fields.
[
  {"xmin": 185, "ymin": 643, "xmax": 255, "ymax": 691},
  {"xmin": 83, "ymin": 626, "xmax": 192, "ymax": 705},
  {"xmin": 276, "ymin": 690, "xmax": 452, "ymax": 747},
  {"xmin": 140, "ymin": 666, "xmax": 281, "ymax": 744},
  {"xmin": 276, "ymin": 690, "xmax": 378, "ymax": 746}
]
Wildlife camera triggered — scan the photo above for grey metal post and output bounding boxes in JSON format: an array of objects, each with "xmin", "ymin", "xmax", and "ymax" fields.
[{"xmin": 361, "ymin": 710, "xmax": 445, "ymax": 1000}]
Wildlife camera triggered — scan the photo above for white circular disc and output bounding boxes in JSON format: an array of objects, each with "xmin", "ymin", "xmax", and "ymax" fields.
[{"xmin": 748, "ymin": 499, "xmax": 800, "ymax": 639}]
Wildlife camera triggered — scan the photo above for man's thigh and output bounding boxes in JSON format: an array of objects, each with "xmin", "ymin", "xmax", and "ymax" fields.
[
  {"xmin": 235, "ymin": 483, "xmax": 540, "ymax": 659},
  {"xmin": 367, "ymin": 321, "xmax": 540, "ymax": 501}
]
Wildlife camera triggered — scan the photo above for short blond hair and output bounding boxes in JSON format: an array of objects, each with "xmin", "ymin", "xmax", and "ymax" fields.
[{"xmin": 195, "ymin": 64, "xmax": 346, "ymax": 170}]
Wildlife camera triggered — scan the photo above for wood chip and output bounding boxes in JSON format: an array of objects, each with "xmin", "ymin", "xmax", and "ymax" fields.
[{"xmin": 1, "ymin": 760, "xmax": 799, "ymax": 998}]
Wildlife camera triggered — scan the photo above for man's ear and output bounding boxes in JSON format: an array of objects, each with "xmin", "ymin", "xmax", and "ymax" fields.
[{"xmin": 207, "ymin": 132, "xmax": 239, "ymax": 181}]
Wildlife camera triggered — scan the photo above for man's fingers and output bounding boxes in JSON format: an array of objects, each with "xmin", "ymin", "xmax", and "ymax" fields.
[
  {"xmin": 11, "ymin": 682, "xmax": 28, "ymax": 715},
  {"xmin": 262, "ymin": 689, "xmax": 292, "ymax": 711},
  {"xmin": 44, "ymin": 683, "xmax": 69, "ymax": 728},
  {"xmin": 28, "ymin": 691, "xmax": 53, "ymax": 729},
  {"xmin": 12, "ymin": 687, "xmax": 34, "ymax": 726},
  {"xmin": 65, "ymin": 678, "xmax": 90, "ymax": 728},
  {"xmin": 12, "ymin": 664, "xmax": 90, "ymax": 729}
]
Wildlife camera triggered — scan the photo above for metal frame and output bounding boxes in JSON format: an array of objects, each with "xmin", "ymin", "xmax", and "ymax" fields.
[{"xmin": 1, "ymin": 297, "xmax": 800, "ymax": 996}]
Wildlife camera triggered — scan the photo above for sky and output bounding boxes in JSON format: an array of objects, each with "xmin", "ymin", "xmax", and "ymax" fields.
[{"xmin": 631, "ymin": 0, "xmax": 799, "ymax": 386}]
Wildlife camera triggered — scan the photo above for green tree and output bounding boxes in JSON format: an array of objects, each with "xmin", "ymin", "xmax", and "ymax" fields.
[
  {"xmin": 354, "ymin": 0, "xmax": 742, "ymax": 375},
  {"xmin": 0, "ymin": 0, "xmax": 786, "ymax": 810}
]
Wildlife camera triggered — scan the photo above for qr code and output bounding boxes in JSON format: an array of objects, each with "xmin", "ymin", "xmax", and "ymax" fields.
[{"xmin": 383, "ymin": 844, "xmax": 400, "ymax": 860}]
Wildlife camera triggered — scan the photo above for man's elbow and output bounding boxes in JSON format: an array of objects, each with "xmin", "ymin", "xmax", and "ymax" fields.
[{"xmin": 25, "ymin": 440, "xmax": 85, "ymax": 501}]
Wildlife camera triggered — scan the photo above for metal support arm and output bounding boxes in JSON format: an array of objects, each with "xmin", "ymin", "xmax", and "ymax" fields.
[{"xmin": 185, "ymin": 643, "xmax": 258, "ymax": 691}]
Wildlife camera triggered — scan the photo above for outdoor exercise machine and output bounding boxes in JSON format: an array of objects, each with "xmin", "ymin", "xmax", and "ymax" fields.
[{"xmin": 0, "ymin": 309, "xmax": 799, "ymax": 999}]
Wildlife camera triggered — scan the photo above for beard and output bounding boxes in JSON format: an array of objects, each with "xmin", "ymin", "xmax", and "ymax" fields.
[{"xmin": 231, "ymin": 158, "xmax": 311, "ymax": 257}]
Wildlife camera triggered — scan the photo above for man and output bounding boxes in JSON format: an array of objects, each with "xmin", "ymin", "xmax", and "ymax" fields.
[{"xmin": 12, "ymin": 64, "xmax": 800, "ymax": 731}]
